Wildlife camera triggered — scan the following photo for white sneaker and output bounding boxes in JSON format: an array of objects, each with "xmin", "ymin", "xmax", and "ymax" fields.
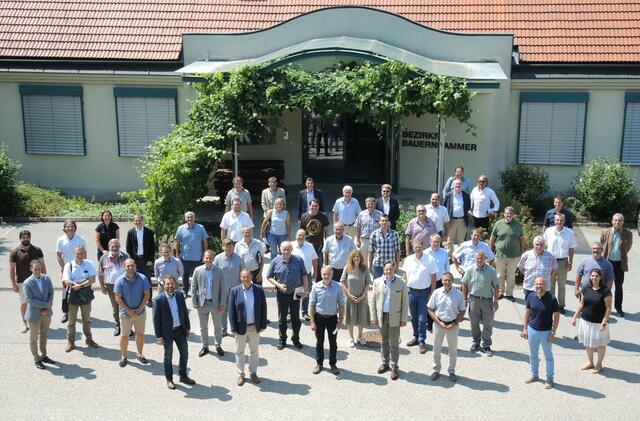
[
  {"xmin": 348, "ymin": 339, "xmax": 356, "ymax": 348},
  {"xmin": 20, "ymin": 324, "xmax": 29, "ymax": 333}
]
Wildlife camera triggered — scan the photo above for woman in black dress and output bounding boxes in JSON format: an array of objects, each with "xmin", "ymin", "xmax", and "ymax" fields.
[{"xmin": 95, "ymin": 209, "xmax": 120, "ymax": 260}]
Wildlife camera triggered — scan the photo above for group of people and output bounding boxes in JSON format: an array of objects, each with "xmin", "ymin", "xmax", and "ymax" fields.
[{"xmin": 8, "ymin": 168, "xmax": 634, "ymax": 390}]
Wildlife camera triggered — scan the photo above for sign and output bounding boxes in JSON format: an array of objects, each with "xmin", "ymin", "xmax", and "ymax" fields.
[{"xmin": 401, "ymin": 131, "xmax": 477, "ymax": 151}]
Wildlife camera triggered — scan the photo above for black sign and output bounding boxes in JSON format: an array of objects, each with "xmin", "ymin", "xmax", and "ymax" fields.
[{"xmin": 401, "ymin": 131, "xmax": 477, "ymax": 151}]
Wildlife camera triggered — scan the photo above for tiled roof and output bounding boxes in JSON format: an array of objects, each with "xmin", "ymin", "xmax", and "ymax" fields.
[{"xmin": 1, "ymin": 1, "xmax": 639, "ymax": 63}]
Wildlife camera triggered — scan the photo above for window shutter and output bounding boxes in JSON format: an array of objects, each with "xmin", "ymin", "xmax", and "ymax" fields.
[
  {"xmin": 621, "ymin": 102, "xmax": 640, "ymax": 165},
  {"xmin": 116, "ymin": 96, "xmax": 176, "ymax": 157}
]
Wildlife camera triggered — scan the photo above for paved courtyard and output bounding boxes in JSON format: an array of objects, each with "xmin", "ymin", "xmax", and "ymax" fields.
[{"xmin": 1, "ymin": 221, "xmax": 639, "ymax": 420}]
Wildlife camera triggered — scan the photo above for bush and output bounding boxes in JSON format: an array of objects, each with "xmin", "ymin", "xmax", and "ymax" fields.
[
  {"xmin": 0, "ymin": 143, "xmax": 21, "ymax": 217},
  {"xmin": 499, "ymin": 163, "xmax": 549, "ymax": 217},
  {"xmin": 569, "ymin": 159, "xmax": 638, "ymax": 221},
  {"xmin": 396, "ymin": 204, "xmax": 417, "ymax": 258}
]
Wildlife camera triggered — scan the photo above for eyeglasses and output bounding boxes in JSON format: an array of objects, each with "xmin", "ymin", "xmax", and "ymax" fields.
[
  {"xmin": 417, "ymin": 210, "xmax": 426, "ymax": 213},
  {"xmin": 382, "ymin": 190, "xmax": 390, "ymax": 193},
  {"xmin": 478, "ymin": 180, "xmax": 487, "ymax": 183}
]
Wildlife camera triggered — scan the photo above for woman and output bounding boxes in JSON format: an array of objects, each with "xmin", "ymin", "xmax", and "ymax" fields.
[
  {"xmin": 62, "ymin": 245, "xmax": 99, "ymax": 352},
  {"xmin": 95, "ymin": 209, "xmax": 120, "ymax": 260},
  {"xmin": 263, "ymin": 198, "xmax": 290, "ymax": 259},
  {"xmin": 340, "ymin": 250, "xmax": 371, "ymax": 347},
  {"xmin": 571, "ymin": 268, "xmax": 612, "ymax": 373}
]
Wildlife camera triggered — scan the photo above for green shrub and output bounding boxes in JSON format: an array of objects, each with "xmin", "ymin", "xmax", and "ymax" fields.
[
  {"xmin": 499, "ymin": 163, "xmax": 549, "ymax": 217},
  {"xmin": 569, "ymin": 159, "xmax": 638, "ymax": 221},
  {"xmin": 0, "ymin": 143, "xmax": 21, "ymax": 217},
  {"xmin": 396, "ymin": 205, "xmax": 416, "ymax": 258}
]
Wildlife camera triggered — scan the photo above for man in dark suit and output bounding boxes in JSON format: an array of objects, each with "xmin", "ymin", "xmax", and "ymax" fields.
[
  {"xmin": 375, "ymin": 184, "xmax": 400, "ymax": 230},
  {"xmin": 442, "ymin": 179, "xmax": 471, "ymax": 255},
  {"xmin": 297, "ymin": 177, "xmax": 324, "ymax": 221},
  {"xmin": 153, "ymin": 276, "xmax": 196, "ymax": 390},
  {"xmin": 229, "ymin": 269, "xmax": 268, "ymax": 386},
  {"xmin": 126, "ymin": 214, "xmax": 156, "ymax": 305}
]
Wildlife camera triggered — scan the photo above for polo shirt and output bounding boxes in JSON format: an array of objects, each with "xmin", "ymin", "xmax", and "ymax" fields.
[
  {"xmin": 225, "ymin": 188, "xmax": 252, "ymax": 212},
  {"xmin": 10, "ymin": 244, "xmax": 44, "ymax": 283},
  {"xmin": 174, "ymin": 223, "xmax": 208, "ymax": 261},
  {"xmin": 98, "ymin": 251, "xmax": 128, "ymax": 285},
  {"xmin": 267, "ymin": 255, "xmax": 307, "ymax": 292},
  {"xmin": 490, "ymin": 219, "xmax": 523, "ymax": 258},
  {"xmin": 154, "ymin": 256, "xmax": 183, "ymax": 285},
  {"xmin": 461, "ymin": 264, "xmax": 499, "ymax": 299},
  {"xmin": 576, "ymin": 257, "xmax": 615, "ymax": 289},
  {"xmin": 114, "ymin": 272, "xmax": 151, "ymax": 317},
  {"xmin": 453, "ymin": 240, "xmax": 495, "ymax": 271},
  {"xmin": 214, "ymin": 252, "xmax": 245, "ymax": 290},
  {"xmin": 543, "ymin": 226, "xmax": 577, "ymax": 259},
  {"xmin": 219, "ymin": 211, "xmax": 254, "ymax": 243},
  {"xmin": 165, "ymin": 291, "xmax": 181, "ymax": 328},
  {"xmin": 63, "ymin": 259, "xmax": 97, "ymax": 282},
  {"xmin": 55, "ymin": 234, "xmax": 87, "ymax": 265},
  {"xmin": 291, "ymin": 241, "xmax": 318, "ymax": 274},
  {"xmin": 234, "ymin": 238, "xmax": 264, "ymax": 271},
  {"xmin": 425, "ymin": 246, "xmax": 450, "ymax": 281},
  {"xmin": 427, "ymin": 286, "xmax": 466, "ymax": 322},
  {"xmin": 309, "ymin": 280, "xmax": 346, "ymax": 315},
  {"xmin": 322, "ymin": 234, "xmax": 356, "ymax": 270},
  {"xmin": 426, "ymin": 204, "xmax": 450, "ymax": 233},
  {"xmin": 526, "ymin": 291, "xmax": 559, "ymax": 331},
  {"xmin": 402, "ymin": 253, "xmax": 437, "ymax": 289},
  {"xmin": 332, "ymin": 197, "xmax": 362, "ymax": 225}
]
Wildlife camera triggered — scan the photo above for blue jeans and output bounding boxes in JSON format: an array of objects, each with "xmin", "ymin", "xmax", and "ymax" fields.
[
  {"xmin": 181, "ymin": 259, "xmax": 200, "ymax": 295},
  {"xmin": 371, "ymin": 265, "xmax": 383, "ymax": 279},
  {"xmin": 267, "ymin": 232, "xmax": 288, "ymax": 260},
  {"xmin": 409, "ymin": 287, "xmax": 429, "ymax": 344},
  {"xmin": 528, "ymin": 326, "xmax": 554, "ymax": 380},
  {"xmin": 163, "ymin": 327, "xmax": 189, "ymax": 380}
]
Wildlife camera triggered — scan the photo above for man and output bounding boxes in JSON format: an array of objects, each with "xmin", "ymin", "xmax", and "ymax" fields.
[
  {"xmin": 292, "ymin": 229, "xmax": 319, "ymax": 320},
  {"xmin": 154, "ymin": 243, "xmax": 184, "ymax": 292},
  {"xmin": 56, "ymin": 220, "xmax": 86, "ymax": 323},
  {"xmin": 97, "ymin": 239, "xmax": 129, "ymax": 335},
  {"xmin": 402, "ymin": 239, "xmax": 437, "ymax": 354},
  {"xmin": 442, "ymin": 165, "xmax": 472, "ymax": 197},
  {"xmin": 220, "ymin": 198, "xmax": 254, "ymax": 243},
  {"xmin": 24, "ymin": 260, "xmax": 55, "ymax": 370},
  {"xmin": 521, "ymin": 277, "xmax": 560, "ymax": 390},
  {"xmin": 297, "ymin": 177, "xmax": 324, "ymax": 220},
  {"xmin": 332, "ymin": 185, "xmax": 362, "ymax": 237},
  {"xmin": 543, "ymin": 195, "xmax": 574, "ymax": 229},
  {"xmin": 153, "ymin": 276, "xmax": 195, "ymax": 390},
  {"xmin": 215, "ymin": 240, "xmax": 245, "ymax": 336},
  {"xmin": 461, "ymin": 251, "xmax": 500, "ymax": 356},
  {"xmin": 426, "ymin": 193, "xmax": 450, "ymax": 239},
  {"xmin": 9, "ymin": 229, "xmax": 46, "ymax": 332},
  {"xmin": 543, "ymin": 213, "xmax": 577, "ymax": 313},
  {"xmin": 369, "ymin": 214, "xmax": 401, "ymax": 279},
  {"xmin": 267, "ymin": 241, "xmax": 309, "ymax": 350},
  {"xmin": 229, "ymin": 269, "xmax": 268, "ymax": 386},
  {"xmin": 425, "ymin": 234, "xmax": 450, "ymax": 332},
  {"xmin": 574, "ymin": 242, "xmax": 615, "ymax": 296},
  {"xmin": 600, "ymin": 213, "xmax": 633, "ymax": 317},
  {"xmin": 234, "ymin": 226, "xmax": 265, "ymax": 284},
  {"xmin": 125, "ymin": 214, "xmax": 156, "ymax": 306},
  {"xmin": 469, "ymin": 175, "xmax": 500, "ymax": 229},
  {"xmin": 405, "ymin": 204, "xmax": 437, "ymax": 257},
  {"xmin": 175, "ymin": 211, "xmax": 208, "ymax": 297},
  {"xmin": 261, "ymin": 176, "xmax": 286, "ymax": 215},
  {"xmin": 370, "ymin": 261, "xmax": 408, "ymax": 380},
  {"xmin": 192, "ymin": 250, "xmax": 226, "ymax": 357},
  {"xmin": 443, "ymin": 179, "xmax": 471, "ymax": 254},
  {"xmin": 375, "ymin": 184, "xmax": 400, "ymax": 230},
  {"xmin": 517, "ymin": 236, "xmax": 558, "ymax": 300},
  {"xmin": 355, "ymin": 197, "xmax": 382, "ymax": 263},
  {"xmin": 225, "ymin": 176, "xmax": 254, "ymax": 220},
  {"xmin": 453, "ymin": 228, "xmax": 495, "ymax": 275},
  {"xmin": 310, "ymin": 266, "xmax": 346, "ymax": 375},
  {"xmin": 427, "ymin": 272, "xmax": 466, "ymax": 382},
  {"xmin": 489, "ymin": 207, "xmax": 525, "ymax": 302},
  {"xmin": 299, "ymin": 198, "xmax": 330, "ymax": 282},
  {"xmin": 323, "ymin": 222, "xmax": 356, "ymax": 282},
  {"xmin": 114, "ymin": 258, "xmax": 151, "ymax": 367}
]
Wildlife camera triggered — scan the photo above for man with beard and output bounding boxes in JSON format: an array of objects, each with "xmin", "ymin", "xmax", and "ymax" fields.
[{"xmin": 10, "ymin": 230, "xmax": 46, "ymax": 333}]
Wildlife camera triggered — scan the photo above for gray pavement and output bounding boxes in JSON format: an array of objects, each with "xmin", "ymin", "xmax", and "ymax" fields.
[{"xmin": 1, "ymin": 221, "xmax": 639, "ymax": 420}]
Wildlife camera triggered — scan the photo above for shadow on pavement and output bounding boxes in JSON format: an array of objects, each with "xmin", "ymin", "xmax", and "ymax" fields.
[
  {"xmin": 260, "ymin": 335, "xmax": 349, "ymax": 360},
  {"xmin": 606, "ymin": 339, "xmax": 640, "ymax": 353},
  {"xmin": 599, "ymin": 366, "xmax": 640, "ymax": 383},
  {"xmin": 256, "ymin": 377, "xmax": 311, "ymax": 395},
  {"xmin": 47, "ymin": 327, "xmax": 68, "ymax": 340},
  {"xmin": 181, "ymin": 383, "xmax": 232, "ymax": 401},
  {"xmin": 494, "ymin": 350, "xmax": 529, "ymax": 362},
  {"xmin": 553, "ymin": 336, "xmax": 584, "ymax": 350},
  {"xmin": 47, "ymin": 361, "xmax": 97, "ymax": 380},
  {"xmin": 456, "ymin": 375, "xmax": 510, "ymax": 392},
  {"xmin": 335, "ymin": 367, "xmax": 388, "ymax": 385},
  {"xmin": 553, "ymin": 383, "xmax": 606, "ymax": 399},
  {"xmin": 492, "ymin": 319, "xmax": 523, "ymax": 331}
]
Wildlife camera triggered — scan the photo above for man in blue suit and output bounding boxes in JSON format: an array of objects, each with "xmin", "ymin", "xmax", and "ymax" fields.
[
  {"xmin": 297, "ymin": 177, "xmax": 324, "ymax": 221},
  {"xmin": 153, "ymin": 276, "xmax": 196, "ymax": 390},
  {"xmin": 24, "ymin": 260, "xmax": 55, "ymax": 370},
  {"xmin": 229, "ymin": 269, "xmax": 268, "ymax": 386}
]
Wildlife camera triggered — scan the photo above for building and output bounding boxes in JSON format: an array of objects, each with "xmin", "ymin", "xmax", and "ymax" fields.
[{"xmin": 1, "ymin": 1, "xmax": 639, "ymax": 198}]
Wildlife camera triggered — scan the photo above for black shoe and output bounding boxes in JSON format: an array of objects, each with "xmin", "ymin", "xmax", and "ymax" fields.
[
  {"xmin": 277, "ymin": 342, "xmax": 286, "ymax": 350},
  {"xmin": 506, "ymin": 296, "xmax": 515, "ymax": 302},
  {"xmin": 35, "ymin": 360, "xmax": 46, "ymax": 370},
  {"xmin": 293, "ymin": 341, "xmax": 303, "ymax": 349},
  {"xmin": 216, "ymin": 346, "xmax": 225, "ymax": 357},
  {"xmin": 146, "ymin": 301, "xmax": 152, "ymax": 308},
  {"xmin": 119, "ymin": 358, "xmax": 128, "ymax": 367},
  {"xmin": 266, "ymin": 319, "xmax": 271, "ymax": 324},
  {"xmin": 377, "ymin": 364, "xmax": 390, "ymax": 374},
  {"xmin": 179, "ymin": 376, "xmax": 196, "ymax": 385},
  {"xmin": 483, "ymin": 347, "xmax": 494, "ymax": 357},
  {"xmin": 499, "ymin": 294, "xmax": 505, "ymax": 300},
  {"xmin": 113, "ymin": 325, "xmax": 121, "ymax": 336},
  {"xmin": 61, "ymin": 314, "xmax": 68, "ymax": 323},
  {"xmin": 470, "ymin": 343, "xmax": 480, "ymax": 353},
  {"xmin": 40, "ymin": 356, "xmax": 56, "ymax": 364},
  {"xmin": 617, "ymin": 310, "xmax": 625, "ymax": 317},
  {"xmin": 449, "ymin": 373, "xmax": 458, "ymax": 382},
  {"xmin": 199, "ymin": 347, "xmax": 209, "ymax": 357},
  {"xmin": 136, "ymin": 355, "xmax": 149, "ymax": 364},
  {"xmin": 222, "ymin": 329, "xmax": 228, "ymax": 337},
  {"xmin": 559, "ymin": 307, "xmax": 566, "ymax": 315},
  {"xmin": 129, "ymin": 330, "xmax": 135, "ymax": 338},
  {"xmin": 390, "ymin": 368, "xmax": 399, "ymax": 381}
]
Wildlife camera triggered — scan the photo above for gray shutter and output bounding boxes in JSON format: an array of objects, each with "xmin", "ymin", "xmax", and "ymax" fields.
[
  {"xmin": 116, "ymin": 97, "xmax": 176, "ymax": 157},
  {"xmin": 621, "ymin": 102, "xmax": 640, "ymax": 165},
  {"xmin": 518, "ymin": 102, "xmax": 585, "ymax": 165},
  {"xmin": 22, "ymin": 95, "xmax": 85, "ymax": 155}
]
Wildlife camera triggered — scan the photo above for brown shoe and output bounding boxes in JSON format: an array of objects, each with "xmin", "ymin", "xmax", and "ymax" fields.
[
  {"xmin": 250, "ymin": 373, "xmax": 261, "ymax": 384},
  {"xmin": 65, "ymin": 342, "xmax": 75, "ymax": 353},
  {"xmin": 406, "ymin": 338, "xmax": 419, "ymax": 347},
  {"xmin": 237, "ymin": 375, "xmax": 245, "ymax": 386},
  {"xmin": 166, "ymin": 380, "xmax": 176, "ymax": 390},
  {"xmin": 85, "ymin": 339, "xmax": 99, "ymax": 348},
  {"xmin": 419, "ymin": 344, "xmax": 427, "ymax": 354},
  {"xmin": 312, "ymin": 364, "xmax": 323, "ymax": 374}
]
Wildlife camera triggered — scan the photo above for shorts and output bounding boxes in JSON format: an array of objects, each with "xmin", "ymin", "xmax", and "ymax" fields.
[
  {"xmin": 120, "ymin": 312, "xmax": 146, "ymax": 336},
  {"xmin": 18, "ymin": 283, "xmax": 27, "ymax": 304}
]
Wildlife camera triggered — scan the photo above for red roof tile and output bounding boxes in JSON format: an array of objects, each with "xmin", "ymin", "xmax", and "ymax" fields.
[{"xmin": 0, "ymin": 1, "xmax": 639, "ymax": 63}]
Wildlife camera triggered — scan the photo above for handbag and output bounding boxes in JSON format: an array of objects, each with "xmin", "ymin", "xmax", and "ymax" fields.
[
  {"xmin": 61, "ymin": 287, "xmax": 69, "ymax": 313},
  {"xmin": 68, "ymin": 286, "xmax": 94, "ymax": 305}
]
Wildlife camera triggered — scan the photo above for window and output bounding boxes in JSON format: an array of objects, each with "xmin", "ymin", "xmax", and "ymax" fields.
[
  {"xmin": 114, "ymin": 87, "xmax": 177, "ymax": 157},
  {"xmin": 20, "ymin": 85, "xmax": 85, "ymax": 155},
  {"xmin": 621, "ymin": 93, "xmax": 640, "ymax": 165},
  {"xmin": 517, "ymin": 92, "xmax": 589, "ymax": 165}
]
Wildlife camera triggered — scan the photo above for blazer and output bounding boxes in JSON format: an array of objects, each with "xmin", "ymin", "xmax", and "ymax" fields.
[
  {"xmin": 443, "ymin": 190, "xmax": 472, "ymax": 226},
  {"xmin": 261, "ymin": 187, "xmax": 287, "ymax": 212},
  {"xmin": 297, "ymin": 188, "xmax": 324, "ymax": 220},
  {"xmin": 153, "ymin": 290, "xmax": 190, "ymax": 341},
  {"xmin": 601, "ymin": 227, "xmax": 633, "ymax": 272},
  {"xmin": 228, "ymin": 283, "xmax": 268, "ymax": 335},
  {"xmin": 24, "ymin": 274, "xmax": 54, "ymax": 322},
  {"xmin": 191, "ymin": 264, "xmax": 227, "ymax": 307},
  {"xmin": 369, "ymin": 274, "xmax": 408, "ymax": 328},
  {"xmin": 375, "ymin": 197, "xmax": 400, "ymax": 229},
  {"xmin": 126, "ymin": 226, "xmax": 156, "ymax": 263}
]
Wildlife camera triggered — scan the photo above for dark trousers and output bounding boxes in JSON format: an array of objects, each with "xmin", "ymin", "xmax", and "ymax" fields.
[
  {"xmin": 314, "ymin": 314, "xmax": 338, "ymax": 366},
  {"xmin": 473, "ymin": 216, "xmax": 490, "ymax": 229},
  {"xmin": 332, "ymin": 268, "xmax": 344, "ymax": 283},
  {"xmin": 251, "ymin": 269, "xmax": 261, "ymax": 285},
  {"xmin": 163, "ymin": 327, "xmax": 189, "ymax": 381},
  {"xmin": 610, "ymin": 260, "xmax": 625, "ymax": 311},
  {"xmin": 427, "ymin": 280, "xmax": 443, "ymax": 331},
  {"xmin": 135, "ymin": 256, "xmax": 153, "ymax": 302},
  {"xmin": 181, "ymin": 259, "xmax": 200, "ymax": 295},
  {"xmin": 302, "ymin": 244, "xmax": 323, "ymax": 315},
  {"xmin": 277, "ymin": 291, "xmax": 301, "ymax": 344}
]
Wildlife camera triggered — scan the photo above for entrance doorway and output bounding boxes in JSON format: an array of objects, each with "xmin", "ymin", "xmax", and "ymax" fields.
[{"xmin": 302, "ymin": 113, "xmax": 387, "ymax": 183}]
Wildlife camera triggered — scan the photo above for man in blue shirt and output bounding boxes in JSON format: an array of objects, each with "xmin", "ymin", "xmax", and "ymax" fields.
[
  {"xmin": 309, "ymin": 266, "xmax": 346, "ymax": 375},
  {"xmin": 543, "ymin": 195, "xmax": 574, "ymax": 229},
  {"xmin": 175, "ymin": 211, "xmax": 209, "ymax": 297}
]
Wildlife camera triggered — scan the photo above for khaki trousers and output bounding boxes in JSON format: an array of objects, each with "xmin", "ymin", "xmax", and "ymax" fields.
[
  {"xmin": 432, "ymin": 322, "xmax": 459, "ymax": 374},
  {"xmin": 235, "ymin": 324, "xmax": 260, "ymax": 376},
  {"xmin": 495, "ymin": 256, "xmax": 520, "ymax": 297},
  {"xmin": 29, "ymin": 315, "xmax": 51, "ymax": 361},
  {"xmin": 448, "ymin": 219, "xmax": 467, "ymax": 246},
  {"xmin": 358, "ymin": 238, "xmax": 371, "ymax": 267},
  {"xmin": 67, "ymin": 303, "xmax": 92, "ymax": 342},
  {"xmin": 380, "ymin": 313, "xmax": 400, "ymax": 368},
  {"xmin": 551, "ymin": 258, "xmax": 568, "ymax": 307}
]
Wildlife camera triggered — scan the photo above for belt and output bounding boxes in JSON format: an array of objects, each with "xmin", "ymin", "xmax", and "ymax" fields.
[
  {"xmin": 173, "ymin": 325, "xmax": 183, "ymax": 331},
  {"xmin": 409, "ymin": 287, "xmax": 428, "ymax": 291},
  {"xmin": 316, "ymin": 313, "xmax": 337, "ymax": 318},
  {"xmin": 343, "ymin": 223, "xmax": 355, "ymax": 227},
  {"xmin": 439, "ymin": 319, "xmax": 456, "ymax": 326},
  {"xmin": 204, "ymin": 299, "xmax": 213, "ymax": 302},
  {"xmin": 247, "ymin": 323, "xmax": 255, "ymax": 326},
  {"xmin": 556, "ymin": 257, "xmax": 568, "ymax": 261},
  {"xmin": 470, "ymin": 294, "xmax": 492, "ymax": 300},
  {"xmin": 451, "ymin": 216, "xmax": 464, "ymax": 219}
]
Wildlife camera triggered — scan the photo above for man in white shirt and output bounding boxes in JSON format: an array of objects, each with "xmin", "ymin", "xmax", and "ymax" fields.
[
  {"xmin": 234, "ymin": 226, "xmax": 265, "ymax": 285},
  {"xmin": 332, "ymin": 185, "xmax": 362, "ymax": 238},
  {"xmin": 55, "ymin": 220, "xmax": 86, "ymax": 323},
  {"xmin": 425, "ymin": 234, "xmax": 451, "ymax": 332},
  {"xmin": 323, "ymin": 223, "xmax": 356, "ymax": 282},
  {"xmin": 469, "ymin": 175, "xmax": 500, "ymax": 229},
  {"xmin": 220, "ymin": 198, "xmax": 254, "ymax": 243},
  {"xmin": 426, "ymin": 192, "xmax": 450, "ymax": 239},
  {"xmin": 453, "ymin": 228, "xmax": 495, "ymax": 275},
  {"xmin": 292, "ymin": 229, "xmax": 319, "ymax": 321},
  {"xmin": 543, "ymin": 213, "xmax": 577, "ymax": 313}
]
